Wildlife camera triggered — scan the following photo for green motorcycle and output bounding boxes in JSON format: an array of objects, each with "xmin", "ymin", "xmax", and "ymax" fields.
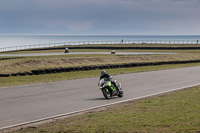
[{"xmin": 98, "ymin": 77, "xmax": 123, "ymax": 99}]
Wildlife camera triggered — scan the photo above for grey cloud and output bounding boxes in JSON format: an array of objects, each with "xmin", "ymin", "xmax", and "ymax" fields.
[{"xmin": 0, "ymin": 0, "xmax": 200, "ymax": 34}]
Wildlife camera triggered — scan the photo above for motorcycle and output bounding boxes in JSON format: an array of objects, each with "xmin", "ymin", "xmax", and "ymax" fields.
[{"xmin": 98, "ymin": 77, "xmax": 123, "ymax": 99}]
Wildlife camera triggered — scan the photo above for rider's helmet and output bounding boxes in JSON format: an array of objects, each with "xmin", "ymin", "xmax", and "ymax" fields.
[{"xmin": 101, "ymin": 70, "xmax": 106, "ymax": 76}]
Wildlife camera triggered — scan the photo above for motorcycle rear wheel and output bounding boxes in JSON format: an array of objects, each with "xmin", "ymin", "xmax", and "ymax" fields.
[{"xmin": 102, "ymin": 89, "xmax": 112, "ymax": 99}]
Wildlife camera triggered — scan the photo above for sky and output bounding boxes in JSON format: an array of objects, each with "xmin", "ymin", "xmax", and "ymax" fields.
[{"xmin": 0, "ymin": 0, "xmax": 200, "ymax": 35}]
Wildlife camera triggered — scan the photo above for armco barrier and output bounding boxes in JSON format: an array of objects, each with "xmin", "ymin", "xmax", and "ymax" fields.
[{"xmin": 1, "ymin": 60, "xmax": 200, "ymax": 77}]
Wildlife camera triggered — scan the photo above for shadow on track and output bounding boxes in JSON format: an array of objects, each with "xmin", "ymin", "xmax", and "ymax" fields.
[
  {"xmin": 86, "ymin": 98, "xmax": 107, "ymax": 101},
  {"xmin": 86, "ymin": 96, "xmax": 120, "ymax": 101}
]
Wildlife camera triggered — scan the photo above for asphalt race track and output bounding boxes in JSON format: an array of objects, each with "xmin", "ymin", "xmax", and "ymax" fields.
[
  {"xmin": 0, "ymin": 52, "xmax": 174, "ymax": 57},
  {"xmin": 1, "ymin": 66, "xmax": 200, "ymax": 130}
]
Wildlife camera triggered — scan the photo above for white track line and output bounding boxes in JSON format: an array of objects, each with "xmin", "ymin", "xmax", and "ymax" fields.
[{"xmin": 1, "ymin": 83, "xmax": 200, "ymax": 131}]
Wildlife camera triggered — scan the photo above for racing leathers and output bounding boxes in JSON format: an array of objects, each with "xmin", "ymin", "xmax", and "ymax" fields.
[{"xmin": 99, "ymin": 73, "xmax": 119, "ymax": 96}]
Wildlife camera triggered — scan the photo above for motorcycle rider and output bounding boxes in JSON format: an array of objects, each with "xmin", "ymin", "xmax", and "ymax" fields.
[
  {"xmin": 99, "ymin": 70, "xmax": 119, "ymax": 96},
  {"xmin": 100, "ymin": 70, "xmax": 111, "ymax": 80}
]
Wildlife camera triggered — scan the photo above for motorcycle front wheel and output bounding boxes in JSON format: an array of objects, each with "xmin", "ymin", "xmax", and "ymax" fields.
[
  {"xmin": 102, "ymin": 88, "xmax": 112, "ymax": 99},
  {"xmin": 118, "ymin": 89, "xmax": 123, "ymax": 97}
]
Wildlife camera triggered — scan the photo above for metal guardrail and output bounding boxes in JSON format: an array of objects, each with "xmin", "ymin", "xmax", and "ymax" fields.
[{"xmin": 0, "ymin": 40, "xmax": 199, "ymax": 52}]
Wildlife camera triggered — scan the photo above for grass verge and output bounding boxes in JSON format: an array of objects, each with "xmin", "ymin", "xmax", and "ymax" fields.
[
  {"xmin": 13, "ymin": 85, "xmax": 200, "ymax": 133},
  {"xmin": 1, "ymin": 52, "xmax": 200, "ymax": 74},
  {"xmin": 1, "ymin": 62, "xmax": 200, "ymax": 88}
]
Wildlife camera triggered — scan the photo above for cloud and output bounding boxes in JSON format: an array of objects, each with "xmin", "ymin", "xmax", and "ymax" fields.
[{"xmin": 0, "ymin": 0, "xmax": 200, "ymax": 34}]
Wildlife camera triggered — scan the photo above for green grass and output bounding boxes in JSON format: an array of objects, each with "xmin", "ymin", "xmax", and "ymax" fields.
[
  {"xmin": 14, "ymin": 84, "xmax": 200, "ymax": 133},
  {"xmin": 1, "ymin": 62, "xmax": 200, "ymax": 88}
]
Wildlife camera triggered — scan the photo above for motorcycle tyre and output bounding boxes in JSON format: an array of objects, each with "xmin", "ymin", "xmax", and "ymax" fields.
[
  {"xmin": 118, "ymin": 89, "xmax": 123, "ymax": 97},
  {"xmin": 102, "ymin": 89, "xmax": 112, "ymax": 99}
]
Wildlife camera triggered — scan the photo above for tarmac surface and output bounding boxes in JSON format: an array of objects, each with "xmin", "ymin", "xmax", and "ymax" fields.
[{"xmin": 1, "ymin": 66, "xmax": 200, "ymax": 130}]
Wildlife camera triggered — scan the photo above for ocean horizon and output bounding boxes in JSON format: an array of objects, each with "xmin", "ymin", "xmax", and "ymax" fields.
[{"xmin": 0, "ymin": 35, "xmax": 200, "ymax": 48}]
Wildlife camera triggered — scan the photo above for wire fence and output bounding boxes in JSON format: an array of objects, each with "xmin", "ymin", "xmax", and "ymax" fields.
[{"xmin": 0, "ymin": 40, "xmax": 199, "ymax": 52}]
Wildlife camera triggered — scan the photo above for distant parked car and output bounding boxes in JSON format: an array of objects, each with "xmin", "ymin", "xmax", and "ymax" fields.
[
  {"xmin": 64, "ymin": 48, "xmax": 69, "ymax": 53},
  {"xmin": 111, "ymin": 50, "xmax": 116, "ymax": 54}
]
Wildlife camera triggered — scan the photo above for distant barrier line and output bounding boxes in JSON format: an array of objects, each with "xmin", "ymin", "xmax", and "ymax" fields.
[
  {"xmin": 0, "ymin": 40, "xmax": 200, "ymax": 52},
  {"xmin": 1, "ymin": 60, "xmax": 200, "ymax": 77}
]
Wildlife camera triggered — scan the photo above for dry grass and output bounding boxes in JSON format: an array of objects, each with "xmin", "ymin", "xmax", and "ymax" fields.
[
  {"xmin": 1, "ymin": 53, "xmax": 200, "ymax": 74},
  {"xmin": 0, "ymin": 54, "xmax": 200, "ymax": 73},
  {"xmin": 2, "ymin": 46, "xmax": 200, "ymax": 74}
]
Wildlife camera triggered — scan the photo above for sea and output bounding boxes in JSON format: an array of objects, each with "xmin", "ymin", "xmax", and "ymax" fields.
[{"xmin": 0, "ymin": 35, "xmax": 200, "ymax": 48}]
